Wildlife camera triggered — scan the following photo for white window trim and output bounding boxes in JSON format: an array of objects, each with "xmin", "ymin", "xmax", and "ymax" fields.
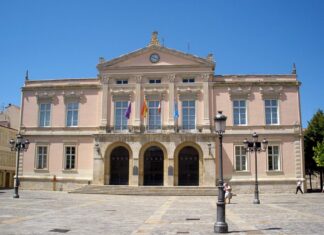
[
  {"xmin": 264, "ymin": 99, "xmax": 280, "ymax": 125},
  {"xmin": 147, "ymin": 100, "xmax": 162, "ymax": 131},
  {"xmin": 38, "ymin": 102, "xmax": 52, "ymax": 128},
  {"xmin": 34, "ymin": 144, "xmax": 49, "ymax": 170},
  {"xmin": 233, "ymin": 145, "xmax": 249, "ymax": 172},
  {"xmin": 65, "ymin": 102, "xmax": 79, "ymax": 127},
  {"xmin": 180, "ymin": 99, "xmax": 196, "ymax": 132},
  {"xmin": 114, "ymin": 100, "xmax": 129, "ymax": 132},
  {"xmin": 232, "ymin": 100, "xmax": 248, "ymax": 126},
  {"xmin": 266, "ymin": 144, "xmax": 282, "ymax": 172},
  {"xmin": 63, "ymin": 144, "xmax": 78, "ymax": 171}
]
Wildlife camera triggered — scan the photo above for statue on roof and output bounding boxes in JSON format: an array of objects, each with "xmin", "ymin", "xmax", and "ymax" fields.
[{"xmin": 148, "ymin": 31, "xmax": 160, "ymax": 47}]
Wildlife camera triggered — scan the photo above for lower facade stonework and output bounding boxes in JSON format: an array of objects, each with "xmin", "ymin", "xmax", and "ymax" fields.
[{"xmin": 19, "ymin": 133, "xmax": 304, "ymax": 193}]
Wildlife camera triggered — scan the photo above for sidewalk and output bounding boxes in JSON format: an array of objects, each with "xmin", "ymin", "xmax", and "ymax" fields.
[{"xmin": 0, "ymin": 189, "xmax": 323, "ymax": 234}]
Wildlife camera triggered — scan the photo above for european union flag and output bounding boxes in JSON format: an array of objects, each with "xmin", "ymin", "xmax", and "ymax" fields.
[{"xmin": 174, "ymin": 102, "xmax": 179, "ymax": 119}]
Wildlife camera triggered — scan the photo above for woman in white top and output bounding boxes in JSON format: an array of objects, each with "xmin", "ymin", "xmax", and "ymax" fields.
[{"xmin": 224, "ymin": 183, "xmax": 232, "ymax": 204}]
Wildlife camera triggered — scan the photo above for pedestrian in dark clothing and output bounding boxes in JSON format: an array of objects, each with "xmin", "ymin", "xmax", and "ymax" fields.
[{"xmin": 296, "ymin": 180, "xmax": 303, "ymax": 194}]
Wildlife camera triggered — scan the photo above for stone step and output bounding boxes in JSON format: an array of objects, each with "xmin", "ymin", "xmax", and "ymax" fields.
[{"xmin": 69, "ymin": 185, "xmax": 218, "ymax": 196}]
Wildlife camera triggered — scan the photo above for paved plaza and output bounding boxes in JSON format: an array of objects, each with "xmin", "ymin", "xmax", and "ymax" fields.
[{"xmin": 0, "ymin": 189, "xmax": 323, "ymax": 235}]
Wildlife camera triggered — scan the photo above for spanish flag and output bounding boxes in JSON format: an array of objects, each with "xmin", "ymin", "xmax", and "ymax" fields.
[{"xmin": 141, "ymin": 98, "xmax": 148, "ymax": 118}]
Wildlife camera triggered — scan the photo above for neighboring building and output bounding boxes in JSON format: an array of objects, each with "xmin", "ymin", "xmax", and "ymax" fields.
[
  {"xmin": 0, "ymin": 125, "xmax": 17, "ymax": 188},
  {"xmin": 19, "ymin": 32, "xmax": 304, "ymax": 192},
  {"xmin": 0, "ymin": 104, "xmax": 20, "ymax": 130}
]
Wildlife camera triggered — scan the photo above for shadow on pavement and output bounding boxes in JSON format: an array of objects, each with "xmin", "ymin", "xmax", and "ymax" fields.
[{"xmin": 229, "ymin": 227, "xmax": 282, "ymax": 233}]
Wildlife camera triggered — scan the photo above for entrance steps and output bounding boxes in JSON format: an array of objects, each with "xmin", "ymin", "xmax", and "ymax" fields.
[{"xmin": 69, "ymin": 185, "xmax": 217, "ymax": 196}]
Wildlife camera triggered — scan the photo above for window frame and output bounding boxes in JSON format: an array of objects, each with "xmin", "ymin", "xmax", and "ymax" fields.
[
  {"xmin": 234, "ymin": 145, "xmax": 248, "ymax": 172},
  {"xmin": 63, "ymin": 145, "xmax": 77, "ymax": 170},
  {"xmin": 264, "ymin": 99, "xmax": 280, "ymax": 125},
  {"xmin": 35, "ymin": 145, "xmax": 49, "ymax": 170},
  {"xmin": 181, "ymin": 100, "xmax": 196, "ymax": 130},
  {"xmin": 233, "ymin": 99, "xmax": 247, "ymax": 126},
  {"xmin": 116, "ymin": 80, "xmax": 128, "ymax": 84},
  {"xmin": 114, "ymin": 100, "xmax": 129, "ymax": 131},
  {"xmin": 38, "ymin": 102, "xmax": 51, "ymax": 127},
  {"xmin": 66, "ymin": 102, "xmax": 79, "ymax": 127},
  {"xmin": 147, "ymin": 100, "xmax": 161, "ymax": 131},
  {"xmin": 267, "ymin": 145, "xmax": 281, "ymax": 171}
]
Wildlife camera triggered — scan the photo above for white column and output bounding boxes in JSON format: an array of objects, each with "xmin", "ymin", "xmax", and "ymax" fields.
[
  {"xmin": 168, "ymin": 74, "xmax": 175, "ymax": 127},
  {"xmin": 134, "ymin": 75, "xmax": 142, "ymax": 130},
  {"xmin": 100, "ymin": 76, "xmax": 109, "ymax": 127},
  {"xmin": 202, "ymin": 73, "xmax": 211, "ymax": 131}
]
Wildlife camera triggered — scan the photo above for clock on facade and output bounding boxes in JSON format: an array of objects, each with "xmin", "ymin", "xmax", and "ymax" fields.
[{"xmin": 149, "ymin": 53, "xmax": 160, "ymax": 63}]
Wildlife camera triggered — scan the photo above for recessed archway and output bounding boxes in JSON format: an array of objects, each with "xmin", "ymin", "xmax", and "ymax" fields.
[
  {"xmin": 104, "ymin": 142, "xmax": 133, "ymax": 185},
  {"xmin": 178, "ymin": 146, "xmax": 199, "ymax": 186},
  {"xmin": 110, "ymin": 146, "xmax": 129, "ymax": 185},
  {"xmin": 174, "ymin": 142, "xmax": 203, "ymax": 186},
  {"xmin": 139, "ymin": 142, "xmax": 168, "ymax": 186},
  {"xmin": 143, "ymin": 146, "xmax": 164, "ymax": 186}
]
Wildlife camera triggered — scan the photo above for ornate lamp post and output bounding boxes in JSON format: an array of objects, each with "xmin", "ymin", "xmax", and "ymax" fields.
[
  {"xmin": 214, "ymin": 111, "xmax": 228, "ymax": 233},
  {"xmin": 9, "ymin": 134, "xmax": 29, "ymax": 198},
  {"xmin": 243, "ymin": 132, "xmax": 268, "ymax": 204}
]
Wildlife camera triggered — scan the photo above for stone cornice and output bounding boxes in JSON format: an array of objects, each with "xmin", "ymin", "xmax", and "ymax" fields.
[
  {"xmin": 213, "ymin": 80, "xmax": 300, "ymax": 87},
  {"xmin": 23, "ymin": 84, "xmax": 100, "ymax": 91}
]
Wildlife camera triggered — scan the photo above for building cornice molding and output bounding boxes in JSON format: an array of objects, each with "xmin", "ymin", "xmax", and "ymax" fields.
[
  {"xmin": 259, "ymin": 86, "xmax": 283, "ymax": 99},
  {"xmin": 23, "ymin": 84, "xmax": 100, "ymax": 92},
  {"xmin": 228, "ymin": 86, "xmax": 252, "ymax": 100}
]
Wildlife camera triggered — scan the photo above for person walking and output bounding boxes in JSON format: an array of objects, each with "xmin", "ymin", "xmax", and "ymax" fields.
[
  {"xmin": 224, "ymin": 183, "xmax": 232, "ymax": 203},
  {"xmin": 296, "ymin": 180, "xmax": 303, "ymax": 194}
]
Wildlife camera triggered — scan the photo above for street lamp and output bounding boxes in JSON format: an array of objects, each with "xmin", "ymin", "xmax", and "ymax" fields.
[
  {"xmin": 9, "ymin": 134, "xmax": 29, "ymax": 198},
  {"xmin": 243, "ymin": 132, "xmax": 268, "ymax": 204},
  {"xmin": 214, "ymin": 111, "xmax": 228, "ymax": 233}
]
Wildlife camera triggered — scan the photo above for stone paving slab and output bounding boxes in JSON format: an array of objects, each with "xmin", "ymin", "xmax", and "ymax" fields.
[{"xmin": 0, "ymin": 189, "xmax": 323, "ymax": 234}]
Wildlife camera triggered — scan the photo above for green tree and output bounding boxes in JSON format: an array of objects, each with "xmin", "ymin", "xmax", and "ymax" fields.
[
  {"xmin": 304, "ymin": 109, "xmax": 324, "ymax": 191},
  {"xmin": 313, "ymin": 141, "xmax": 324, "ymax": 167}
]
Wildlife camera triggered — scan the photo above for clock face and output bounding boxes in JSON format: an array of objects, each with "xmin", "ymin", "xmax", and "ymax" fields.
[{"xmin": 149, "ymin": 53, "xmax": 160, "ymax": 63}]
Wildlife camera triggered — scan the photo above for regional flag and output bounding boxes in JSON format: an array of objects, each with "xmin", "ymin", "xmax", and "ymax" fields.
[
  {"xmin": 125, "ymin": 102, "xmax": 131, "ymax": 119},
  {"xmin": 141, "ymin": 98, "xmax": 148, "ymax": 118}
]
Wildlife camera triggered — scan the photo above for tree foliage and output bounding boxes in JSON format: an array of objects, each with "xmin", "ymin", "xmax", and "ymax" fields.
[
  {"xmin": 313, "ymin": 141, "xmax": 324, "ymax": 167},
  {"xmin": 304, "ymin": 109, "xmax": 324, "ymax": 172}
]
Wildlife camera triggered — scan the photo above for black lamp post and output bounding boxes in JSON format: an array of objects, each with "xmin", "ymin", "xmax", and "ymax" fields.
[
  {"xmin": 243, "ymin": 132, "xmax": 268, "ymax": 204},
  {"xmin": 214, "ymin": 111, "xmax": 228, "ymax": 233},
  {"xmin": 9, "ymin": 134, "xmax": 29, "ymax": 198}
]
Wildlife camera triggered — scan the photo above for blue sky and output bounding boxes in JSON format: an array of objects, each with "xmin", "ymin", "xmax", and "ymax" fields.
[{"xmin": 0, "ymin": 0, "xmax": 323, "ymax": 127}]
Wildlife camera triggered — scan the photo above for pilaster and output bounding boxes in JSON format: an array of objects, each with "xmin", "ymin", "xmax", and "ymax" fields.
[
  {"xmin": 134, "ymin": 75, "xmax": 142, "ymax": 132},
  {"xmin": 168, "ymin": 74, "xmax": 175, "ymax": 128},
  {"xmin": 100, "ymin": 76, "xmax": 109, "ymax": 128}
]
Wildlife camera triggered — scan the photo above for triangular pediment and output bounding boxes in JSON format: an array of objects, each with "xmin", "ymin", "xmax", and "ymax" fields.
[{"xmin": 97, "ymin": 46, "xmax": 214, "ymax": 70}]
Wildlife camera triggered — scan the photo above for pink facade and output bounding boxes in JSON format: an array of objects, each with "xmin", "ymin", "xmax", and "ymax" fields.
[{"xmin": 19, "ymin": 32, "xmax": 304, "ymax": 192}]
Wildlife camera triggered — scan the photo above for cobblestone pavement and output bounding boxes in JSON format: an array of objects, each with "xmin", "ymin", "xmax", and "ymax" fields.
[{"xmin": 0, "ymin": 189, "xmax": 323, "ymax": 235}]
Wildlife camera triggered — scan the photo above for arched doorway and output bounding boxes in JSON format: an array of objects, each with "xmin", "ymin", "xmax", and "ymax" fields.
[
  {"xmin": 178, "ymin": 146, "xmax": 199, "ymax": 186},
  {"xmin": 110, "ymin": 146, "xmax": 129, "ymax": 185},
  {"xmin": 144, "ymin": 146, "xmax": 164, "ymax": 186}
]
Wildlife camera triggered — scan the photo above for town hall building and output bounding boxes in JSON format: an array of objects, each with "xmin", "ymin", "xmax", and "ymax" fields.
[{"xmin": 18, "ymin": 32, "xmax": 304, "ymax": 193}]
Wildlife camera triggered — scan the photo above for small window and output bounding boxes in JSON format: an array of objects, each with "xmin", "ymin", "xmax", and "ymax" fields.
[
  {"xmin": 36, "ymin": 146, "xmax": 48, "ymax": 169},
  {"xmin": 183, "ymin": 78, "xmax": 195, "ymax": 83},
  {"xmin": 149, "ymin": 79, "xmax": 161, "ymax": 84},
  {"xmin": 116, "ymin": 80, "xmax": 128, "ymax": 84},
  {"xmin": 65, "ymin": 146, "xmax": 76, "ymax": 170}
]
